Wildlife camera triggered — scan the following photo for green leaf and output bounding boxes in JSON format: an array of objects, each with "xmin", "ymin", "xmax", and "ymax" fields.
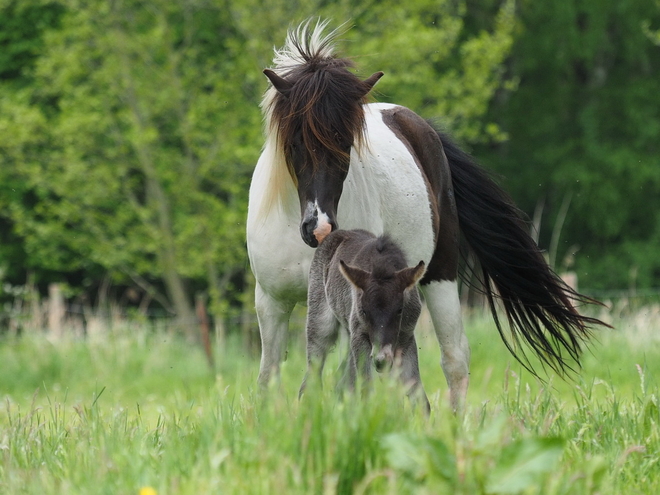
[
  {"xmin": 486, "ymin": 437, "xmax": 564, "ymax": 494},
  {"xmin": 383, "ymin": 432, "xmax": 428, "ymax": 480},
  {"xmin": 382, "ymin": 432, "xmax": 456, "ymax": 483}
]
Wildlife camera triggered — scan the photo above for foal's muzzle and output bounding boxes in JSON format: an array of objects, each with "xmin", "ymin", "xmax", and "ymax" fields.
[{"xmin": 374, "ymin": 344, "xmax": 394, "ymax": 373}]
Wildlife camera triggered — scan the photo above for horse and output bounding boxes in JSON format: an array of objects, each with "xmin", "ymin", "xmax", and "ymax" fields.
[
  {"xmin": 246, "ymin": 20, "xmax": 607, "ymax": 410},
  {"xmin": 299, "ymin": 229, "xmax": 429, "ymax": 410}
]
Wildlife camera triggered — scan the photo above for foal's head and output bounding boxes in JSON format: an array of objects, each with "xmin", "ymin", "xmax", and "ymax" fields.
[
  {"xmin": 264, "ymin": 24, "xmax": 383, "ymax": 247},
  {"xmin": 340, "ymin": 258, "xmax": 425, "ymax": 372}
]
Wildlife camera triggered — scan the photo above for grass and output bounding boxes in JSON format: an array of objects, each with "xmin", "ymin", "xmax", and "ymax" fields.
[{"xmin": 1, "ymin": 307, "xmax": 660, "ymax": 494}]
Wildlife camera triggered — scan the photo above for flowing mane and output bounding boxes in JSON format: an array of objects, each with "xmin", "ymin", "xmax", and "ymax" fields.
[{"xmin": 258, "ymin": 20, "xmax": 373, "ymax": 214}]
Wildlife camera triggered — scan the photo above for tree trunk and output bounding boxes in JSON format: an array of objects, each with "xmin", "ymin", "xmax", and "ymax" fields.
[{"xmin": 122, "ymin": 57, "xmax": 197, "ymax": 341}]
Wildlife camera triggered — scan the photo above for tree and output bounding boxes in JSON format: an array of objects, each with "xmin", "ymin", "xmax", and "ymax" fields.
[
  {"xmin": 476, "ymin": 0, "xmax": 660, "ymax": 290},
  {"xmin": 0, "ymin": 0, "xmax": 66, "ymax": 293},
  {"xmin": 346, "ymin": 0, "xmax": 516, "ymax": 143},
  {"xmin": 1, "ymin": 0, "xmax": 520, "ymax": 334},
  {"xmin": 0, "ymin": 0, "xmax": 261, "ymax": 336}
]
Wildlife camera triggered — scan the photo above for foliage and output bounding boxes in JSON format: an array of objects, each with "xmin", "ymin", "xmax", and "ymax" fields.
[
  {"xmin": 0, "ymin": 0, "xmax": 263, "ymax": 329},
  {"xmin": 0, "ymin": 0, "xmax": 521, "ymax": 329},
  {"xmin": 476, "ymin": 0, "xmax": 660, "ymax": 290},
  {"xmin": 346, "ymin": 0, "xmax": 516, "ymax": 142}
]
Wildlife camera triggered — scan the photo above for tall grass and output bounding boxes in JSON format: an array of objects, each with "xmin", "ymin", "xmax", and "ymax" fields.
[{"xmin": 1, "ymin": 308, "xmax": 659, "ymax": 494}]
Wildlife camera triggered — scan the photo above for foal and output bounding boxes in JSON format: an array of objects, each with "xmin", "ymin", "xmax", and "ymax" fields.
[{"xmin": 300, "ymin": 229, "xmax": 428, "ymax": 409}]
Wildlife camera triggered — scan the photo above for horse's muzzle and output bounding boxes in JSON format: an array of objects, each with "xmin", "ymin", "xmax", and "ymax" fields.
[
  {"xmin": 301, "ymin": 214, "xmax": 319, "ymax": 247},
  {"xmin": 301, "ymin": 203, "xmax": 335, "ymax": 247}
]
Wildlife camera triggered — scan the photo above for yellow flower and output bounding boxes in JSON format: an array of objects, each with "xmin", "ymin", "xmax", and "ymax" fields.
[{"xmin": 139, "ymin": 487, "xmax": 157, "ymax": 495}]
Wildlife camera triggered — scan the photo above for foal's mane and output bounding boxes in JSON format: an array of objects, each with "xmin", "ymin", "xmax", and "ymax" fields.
[
  {"xmin": 260, "ymin": 20, "xmax": 372, "ymax": 212},
  {"xmin": 369, "ymin": 235, "xmax": 408, "ymax": 281}
]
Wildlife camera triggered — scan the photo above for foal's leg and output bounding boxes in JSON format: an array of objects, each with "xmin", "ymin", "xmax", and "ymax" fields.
[
  {"xmin": 299, "ymin": 301, "xmax": 340, "ymax": 397},
  {"xmin": 398, "ymin": 336, "xmax": 431, "ymax": 413},
  {"xmin": 255, "ymin": 282, "xmax": 296, "ymax": 388},
  {"xmin": 348, "ymin": 332, "xmax": 372, "ymax": 392},
  {"xmin": 422, "ymin": 280, "xmax": 470, "ymax": 412}
]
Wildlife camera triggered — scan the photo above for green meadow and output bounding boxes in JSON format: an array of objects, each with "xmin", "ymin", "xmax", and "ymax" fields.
[{"xmin": 1, "ymin": 307, "xmax": 660, "ymax": 494}]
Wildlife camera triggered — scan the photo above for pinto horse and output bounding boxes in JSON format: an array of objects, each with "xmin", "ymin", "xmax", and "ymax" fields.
[{"xmin": 246, "ymin": 20, "xmax": 605, "ymax": 409}]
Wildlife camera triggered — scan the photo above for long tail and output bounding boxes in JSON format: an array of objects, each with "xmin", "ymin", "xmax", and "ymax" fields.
[{"xmin": 438, "ymin": 130, "xmax": 609, "ymax": 375}]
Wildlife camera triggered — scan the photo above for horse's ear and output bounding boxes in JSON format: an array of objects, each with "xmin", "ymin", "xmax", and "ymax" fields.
[
  {"xmin": 263, "ymin": 69, "xmax": 293, "ymax": 97},
  {"xmin": 339, "ymin": 260, "xmax": 369, "ymax": 291},
  {"xmin": 397, "ymin": 261, "xmax": 426, "ymax": 291},
  {"xmin": 360, "ymin": 71, "xmax": 384, "ymax": 97}
]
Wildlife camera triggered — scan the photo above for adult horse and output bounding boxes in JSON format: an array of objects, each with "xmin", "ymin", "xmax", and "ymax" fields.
[{"xmin": 246, "ymin": 20, "xmax": 605, "ymax": 409}]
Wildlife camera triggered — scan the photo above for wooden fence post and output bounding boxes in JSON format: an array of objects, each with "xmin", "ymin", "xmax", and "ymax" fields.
[
  {"xmin": 196, "ymin": 294, "xmax": 214, "ymax": 370},
  {"xmin": 48, "ymin": 283, "xmax": 65, "ymax": 340}
]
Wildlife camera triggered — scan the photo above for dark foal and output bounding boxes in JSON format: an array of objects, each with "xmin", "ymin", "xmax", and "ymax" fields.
[{"xmin": 300, "ymin": 229, "xmax": 428, "ymax": 409}]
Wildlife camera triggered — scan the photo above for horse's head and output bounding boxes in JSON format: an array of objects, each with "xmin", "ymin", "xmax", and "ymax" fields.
[
  {"xmin": 339, "ymin": 259, "xmax": 425, "ymax": 372},
  {"xmin": 264, "ymin": 66, "xmax": 383, "ymax": 247}
]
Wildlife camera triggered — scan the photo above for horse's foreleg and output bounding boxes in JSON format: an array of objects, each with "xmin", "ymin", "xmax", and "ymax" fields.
[
  {"xmin": 422, "ymin": 280, "xmax": 470, "ymax": 412},
  {"xmin": 255, "ymin": 283, "xmax": 295, "ymax": 388}
]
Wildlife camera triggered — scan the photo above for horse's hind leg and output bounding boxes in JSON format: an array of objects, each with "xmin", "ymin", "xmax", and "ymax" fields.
[
  {"xmin": 422, "ymin": 280, "xmax": 470, "ymax": 412},
  {"xmin": 255, "ymin": 282, "xmax": 295, "ymax": 388}
]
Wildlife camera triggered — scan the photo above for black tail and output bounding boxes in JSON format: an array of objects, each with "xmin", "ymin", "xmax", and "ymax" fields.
[{"xmin": 438, "ymin": 131, "xmax": 609, "ymax": 375}]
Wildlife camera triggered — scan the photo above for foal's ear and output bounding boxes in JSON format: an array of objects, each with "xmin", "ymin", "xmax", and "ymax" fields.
[
  {"xmin": 339, "ymin": 260, "xmax": 370, "ymax": 291},
  {"xmin": 397, "ymin": 261, "xmax": 426, "ymax": 291},
  {"xmin": 360, "ymin": 71, "xmax": 384, "ymax": 97},
  {"xmin": 263, "ymin": 69, "xmax": 293, "ymax": 97}
]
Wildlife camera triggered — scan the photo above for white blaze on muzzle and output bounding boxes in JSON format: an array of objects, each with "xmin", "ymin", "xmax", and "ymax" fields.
[{"xmin": 307, "ymin": 200, "xmax": 333, "ymax": 245}]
